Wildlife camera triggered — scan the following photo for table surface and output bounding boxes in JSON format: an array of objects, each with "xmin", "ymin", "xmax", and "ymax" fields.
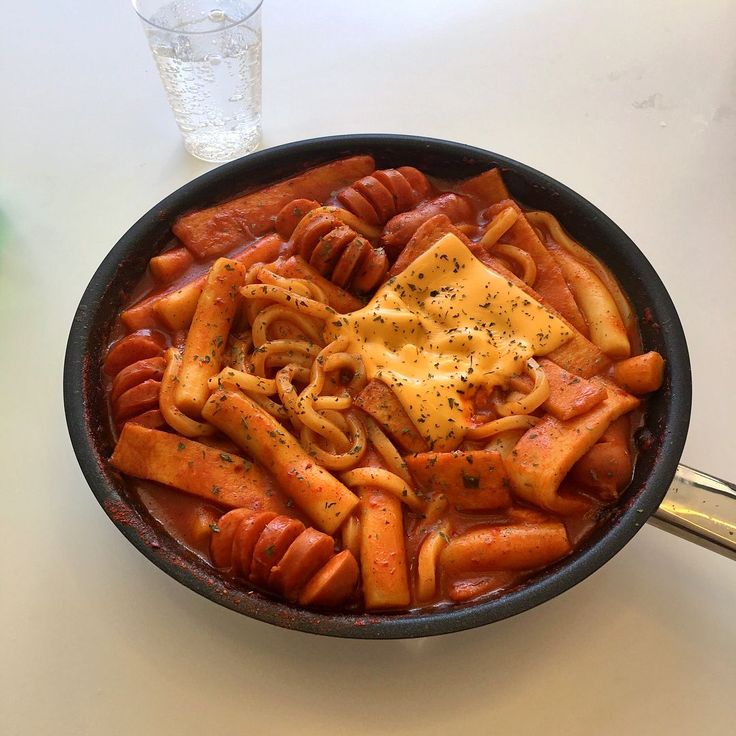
[{"xmin": 2, "ymin": 1, "xmax": 735, "ymax": 733}]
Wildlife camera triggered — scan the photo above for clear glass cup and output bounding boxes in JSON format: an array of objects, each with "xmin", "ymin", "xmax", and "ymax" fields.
[{"xmin": 133, "ymin": 0, "xmax": 263, "ymax": 162}]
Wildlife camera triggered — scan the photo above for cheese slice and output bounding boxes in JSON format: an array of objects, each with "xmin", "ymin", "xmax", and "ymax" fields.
[{"xmin": 327, "ymin": 234, "xmax": 572, "ymax": 450}]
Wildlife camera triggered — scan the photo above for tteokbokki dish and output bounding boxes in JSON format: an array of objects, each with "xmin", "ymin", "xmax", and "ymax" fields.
[{"xmin": 105, "ymin": 156, "xmax": 664, "ymax": 611}]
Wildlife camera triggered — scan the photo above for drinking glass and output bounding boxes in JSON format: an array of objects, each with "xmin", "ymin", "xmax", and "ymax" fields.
[{"xmin": 133, "ymin": 0, "xmax": 263, "ymax": 162}]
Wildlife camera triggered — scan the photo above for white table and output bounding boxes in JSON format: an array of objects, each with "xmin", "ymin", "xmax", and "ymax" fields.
[{"xmin": 2, "ymin": 1, "xmax": 735, "ymax": 733}]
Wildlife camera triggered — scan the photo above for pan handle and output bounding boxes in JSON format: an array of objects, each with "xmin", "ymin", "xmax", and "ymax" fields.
[{"xmin": 648, "ymin": 464, "xmax": 736, "ymax": 560}]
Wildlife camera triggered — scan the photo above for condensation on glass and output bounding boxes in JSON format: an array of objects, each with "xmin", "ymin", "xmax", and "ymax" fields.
[{"xmin": 133, "ymin": 0, "xmax": 263, "ymax": 162}]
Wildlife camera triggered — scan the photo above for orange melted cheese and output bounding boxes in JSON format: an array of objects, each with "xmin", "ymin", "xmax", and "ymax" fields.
[{"xmin": 328, "ymin": 234, "xmax": 572, "ymax": 450}]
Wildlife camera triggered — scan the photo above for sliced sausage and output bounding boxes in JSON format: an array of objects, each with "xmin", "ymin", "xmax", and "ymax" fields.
[
  {"xmin": 126, "ymin": 409, "xmax": 166, "ymax": 430},
  {"xmin": 268, "ymin": 528, "xmax": 335, "ymax": 600},
  {"xmin": 298, "ymin": 550, "xmax": 359, "ymax": 608},
  {"xmin": 210, "ymin": 509, "xmax": 253, "ymax": 568},
  {"xmin": 330, "ymin": 236, "xmax": 372, "ymax": 288},
  {"xmin": 110, "ymin": 356, "xmax": 166, "ymax": 403},
  {"xmin": 337, "ymin": 186, "xmax": 380, "ymax": 225},
  {"xmin": 250, "ymin": 516, "xmax": 306, "ymax": 586},
  {"xmin": 373, "ymin": 169, "xmax": 416, "ymax": 211},
  {"xmin": 396, "ymin": 166, "xmax": 432, "ymax": 199},
  {"xmin": 104, "ymin": 332, "xmax": 166, "ymax": 378},
  {"xmin": 231, "ymin": 511, "xmax": 278, "ymax": 577},
  {"xmin": 292, "ymin": 213, "xmax": 339, "ymax": 260},
  {"xmin": 350, "ymin": 248, "xmax": 388, "ymax": 293},
  {"xmin": 308, "ymin": 225, "xmax": 355, "ymax": 275},
  {"xmin": 275, "ymin": 198, "xmax": 320, "ymax": 240},
  {"xmin": 338, "ymin": 167, "xmax": 432, "ymax": 226},
  {"xmin": 353, "ymin": 177, "xmax": 396, "ymax": 222},
  {"xmin": 113, "ymin": 379, "xmax": 161, "ymax": 422}
]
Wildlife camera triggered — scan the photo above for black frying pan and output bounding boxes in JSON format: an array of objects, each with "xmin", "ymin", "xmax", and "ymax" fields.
[{"xmin": 63, "ymin": 134, "xmax": 694, "ymax": 638}]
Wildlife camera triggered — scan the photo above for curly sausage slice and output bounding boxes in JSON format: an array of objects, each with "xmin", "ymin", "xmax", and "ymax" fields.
[
  {"xmin": 250, "ymin": 516, "xmax": 306, "ymax": 586},
  {"xmin": 298, "ymin": 550, "xmax": 359, "ymax": 608},
  {"xmin": 210, "ymin": 509, "xmax": 253, "ymax": 568},
  {"xmin": 268, "ymin": 528, "xmax": 335, "ymax": 601},
  {"xmin": 231, "ymin": 512, "xmax": 278, "ymax": 577}
]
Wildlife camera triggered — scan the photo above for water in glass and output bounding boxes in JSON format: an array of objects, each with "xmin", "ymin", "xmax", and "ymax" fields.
[{"xmin": 143, "ymin": 1, "xmax": 262, "ymax": 162}]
